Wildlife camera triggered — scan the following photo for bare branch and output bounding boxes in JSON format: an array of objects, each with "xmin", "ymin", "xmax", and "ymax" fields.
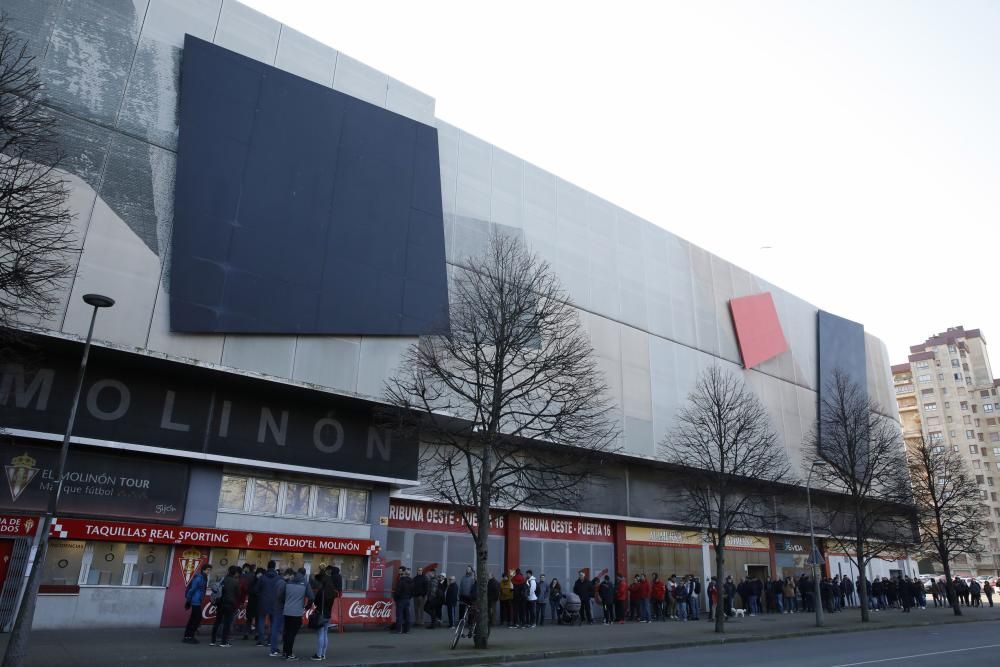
[
  {"xmin": 0, "ymin": 14, "xmax": 76, "ymax": 331},
  {"xmin": 659, "ymin": 365, "xmax": 790, "ymax": 633},
  {"xmin": 384, "ymin": 234, "xmax": 620, "ymax": 648}
]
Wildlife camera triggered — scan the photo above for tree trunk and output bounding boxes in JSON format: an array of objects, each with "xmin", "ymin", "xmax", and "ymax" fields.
[
  {"xmin": 941, "ymin": 559, "xmax": 961, "ymax": 616},
  {"xmin": 855, "ymin": 549, "xmax": 870, "ymax": 622},
  {"xmin": 714, "ymin": 542, "xmax": 726, "ymax": 634},
  {"xmin": 474, "ymin": 443, "xmax": 493, "ymax": 649}
]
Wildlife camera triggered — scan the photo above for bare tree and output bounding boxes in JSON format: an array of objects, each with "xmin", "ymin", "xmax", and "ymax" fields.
[
  {"xmin": 907, "ymin": 435, "xmax": 985, "ymax": 616},
  {"xmin": 385, "ymin": 234, "xmax": 619, "ymax": 648},
  {"xmin": 809, "ymin": 369, "xmax": 914, "ymax": 623},
  {"xmin": 659, "ymin": 366, "xmax": 790, "ymax": 633},
  {"xmin": 0, "ymin": 14, "xmax": 74, "ymax": 335}
]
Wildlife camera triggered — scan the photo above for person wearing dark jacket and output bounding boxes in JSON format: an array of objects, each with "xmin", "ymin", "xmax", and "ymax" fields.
[
  {"xmin": 445, "ymin": 576, "xmax": 459, "ymax": 627},
  {"xmin": 412, "ymin": 568, "xmax": 428, "ymax": 629},
  {"xmin": 393, "ymin": 567, "xmax": 414, "ymax": 633},
  {"xmin": 424, "ymin": 570, "xmax": 442, "ymax": 628},
  {"xmin": 254, "ymin": 561, "xmax": 282, "ymax": 649},
  {"xmin": 512, "ymin": 568, "xmax": 527, "ymax": 627},
  {"xmin": 723, "ymin": 576, "xmax": 736, "ymax": 618},
  {"xmin": 182, "ymin": 564, "xmax": 211, "ymax": 644},
  {"xmin": 210, "ymin": 565, "xmax": 241, "ymax": 647},
  {"xmin": 487, "ymin": 574, "xmax": 500, "ymax": 626},
  {"xmin": 238, "ymin": 564, "xmax": 255, "ymax": 639},
  {"xmin": 599, "ymin": 576, "xmax": 613, "ymax": 624},
  {"xmin": 573, "ymin": 571, "xmax": 594, "ymax": 624},
  {"xmin": 310, "ymin": 569, "xmax": 336, "ymax": 660}
]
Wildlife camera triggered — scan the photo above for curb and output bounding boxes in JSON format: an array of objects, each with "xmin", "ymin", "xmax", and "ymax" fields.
[{"xmin": 344, "ymin": 615, "xmax": 1000, "ymax": 667}]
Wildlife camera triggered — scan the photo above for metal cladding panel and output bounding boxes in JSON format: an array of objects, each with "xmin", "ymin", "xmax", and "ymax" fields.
[
  {"xmin": 170, "ymin": 36, "xmax": 449, "ymax": 335},
  {"xmin": 817, "ymin": 310, "xmax": 868, "ymax": 453},
  {"xmin": 729, "ymin": 292, "xmax": 789, "ymax": 369}
]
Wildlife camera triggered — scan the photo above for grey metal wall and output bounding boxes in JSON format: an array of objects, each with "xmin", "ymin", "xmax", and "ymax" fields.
[{"xmin": 3, "ymin": 0, "xmax": 898, "ymax": 483}]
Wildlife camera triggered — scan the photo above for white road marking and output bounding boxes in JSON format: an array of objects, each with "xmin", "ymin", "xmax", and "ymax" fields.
[{"xmin": 831, "ymin": 643, "xmax": 1000, "ymax": 667}]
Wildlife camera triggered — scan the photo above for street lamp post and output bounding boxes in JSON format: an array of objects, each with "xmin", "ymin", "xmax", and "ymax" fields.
[
  {"xmin": 2, "ymin": 294, "xmax": 114, "ymax": 667},
  {"xmin": 806, "ymin": 460, "xmax": 827, "ymax": 628}
]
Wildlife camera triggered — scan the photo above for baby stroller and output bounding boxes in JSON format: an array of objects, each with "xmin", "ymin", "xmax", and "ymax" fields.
[{"xmin": 557, "ymin": 592, "xmax": 582, "ymax": 625}]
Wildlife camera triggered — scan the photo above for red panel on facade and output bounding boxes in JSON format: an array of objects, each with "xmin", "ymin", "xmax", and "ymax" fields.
[{"xmin": 729, "ymin": 293, "xmax": 789, "ymax": 369}]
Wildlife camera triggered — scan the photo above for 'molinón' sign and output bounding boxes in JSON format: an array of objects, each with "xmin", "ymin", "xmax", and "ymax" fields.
[
  {"xmin": 48, "ymin": 516, "xmax": 378, "ymax": 556},
  {"xmin": 0, "ymin": 338, "xmax": 417, "ymax": 482}
]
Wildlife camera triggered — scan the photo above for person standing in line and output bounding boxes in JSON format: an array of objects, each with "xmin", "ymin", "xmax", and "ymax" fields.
[
  {"xmin": 970, "ymin": 579, "xmax": 982, "ymax": 608},
  {"xmin": 238, "ymin": 563, "xmax": 255, "ymax": 640},
  {"xmin": 706, "ymin": 577, "xmax": 718, "ymax": 621},
  {"xmin": 279, "ymin": 567, "xmax": 310, "ymax": 660},
  {"xmin": 309, "ymin": 568, "xmax": 335, "ymax": 661},
  {"xmin": 548, "ymin": 578, "xmax": 562, "ymax": 623},
  {"xmin": 182, "ymin": 563, "xmax": 211, "ymax": 644},
  {"xmin": 246, "ymin": 567, "xmax": 263, "ymax": 639},
  {"xmin": 393, "ymin": 566, "xmax": 414, "ymax": 633},
  {"xmin": 459, "ymin": 566, "xmax": 477, "ymax": 622},
  {"xmin": 210, "ymin": 565, "xmax": 241, "ymax": 647},
  {"xmin": 411, "ymin": 568, "xmax": 427, "ymax": 629},
  {"xmin": 599, "ymin": 575, "xmax": 613, "ymax": 624},
  {"xmin": 652, "ymin": 574, "xmax": 666, "ymax": 621},
  {"xmin": 573, "ymin": 571, "xmax": 594, "ymax": 625},
  {"xmin": 614, "ymin": 574, "xmax": 627, "ymax": 624},
  {"xmin": 536, "ymin": 574, "xmax": 549, "ymax": 626},
  {"xmin": 445, "ymin": 576, "xmax": 459, "ymax": 628},
  {"xmin": 267, "ymin": 568, "xmax": 290, "ymax": 656},
  {"xmin": 638, "ymin": 574, "xmax": 651, "ymax": 622},
  {"xmin": 723, "ymin": 576, "xmax": 736, "ymax": 618},
  {"xmin": 525, "ymin": 570, "xmax": 538, "ymax": 627},
  {"xmin": 487, "ymin": 572, "xmax": 500, "ymax": 626},
  {"xmin": 511, "ymin": 568, "xmax": 527, "ymax": 627},
  {"xmin": 984, "ymin": 579, "xmax": 994, "ymax": 607},
  {"xmin": 675, "ymin": 577, "xmax": 689, "ymax": 622},
  {"xmin": 628, "ymin": 576, "xmax": 640, "ymax": 621},
  {"xmin": 254, "ymin": 562, "xmax": 280, "ymax": 647},
  {"xmin": 500, "ymin": 573, "xmax": 514, "ymax": 627},
  {"xmin": 424, "ymin": 569, "xmax": 441, "ymax": 629},
  {"xmin": 689, "ymin": 576, "xmax": 702, "ymax": 620}
]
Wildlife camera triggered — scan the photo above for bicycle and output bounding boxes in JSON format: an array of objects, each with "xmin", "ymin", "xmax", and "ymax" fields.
[{"xmin": 451, "ymin": 601, "xmax": 488, "ymax": 649}]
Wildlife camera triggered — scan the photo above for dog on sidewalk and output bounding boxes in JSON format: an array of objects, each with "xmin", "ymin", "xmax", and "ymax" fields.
[{"xmin": 733, "ymin": 608, "xmax": 746, "ymax": 618}]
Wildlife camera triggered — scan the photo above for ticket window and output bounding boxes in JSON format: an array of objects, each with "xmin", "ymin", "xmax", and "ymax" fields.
[
  {"xmin": 242, "ymin": 550, "xmax": 272, "ymax": 571},
  {"xmin": 272, "ymin": 552, "xmax": 306, "ymax": 573},
  {"xmin": 209, "ymin": 548, "xmax": 241, "ymax": 573}
]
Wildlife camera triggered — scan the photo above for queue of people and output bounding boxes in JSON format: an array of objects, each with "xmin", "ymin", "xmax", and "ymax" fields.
[
  {"xmin": 181, "ymin": 560, "xmax": 343, "ymax": 661},
  {"xmin": 391, "ymin": 566, "xmax": 996, "ymax": 633}
]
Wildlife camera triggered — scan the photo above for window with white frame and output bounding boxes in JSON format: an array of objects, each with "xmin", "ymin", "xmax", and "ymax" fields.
[
  {"xmin": 970, "ymin": 444, "xmax": 979, "ymax": 452},
  {"xmin": 918, "ymin": 374, "xmax": 931, "ymax": 383},
  {"xmin": 41, "ymin": 541, "xmax": 170, "ymax": 588},
  {"xmin": 916, "ymin": 361, "xmax": 930, "ymax": 369},
  {"xmin": 929, "ymin": 431, "xmax": 943, "ymax": 442},
  {"xmin": 218, "ymin": 474, "xmax": 370, "ymax": 523},
  {"xmin": 985, "ymin": 404, "xmax": 994, "ymax": 413},
  {"xmin": 968, "ymin": 432, "xmax": 976, "ymax": 442},
  {"xmin": 924, "ymin": 403, "xmax": 937, "ymax": 411}
]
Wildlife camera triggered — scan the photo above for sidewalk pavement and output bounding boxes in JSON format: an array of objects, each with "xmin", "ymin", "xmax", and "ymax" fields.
[{"xmin": 4, "ymin": 605, "xmax": 1000, "ymax": 667}]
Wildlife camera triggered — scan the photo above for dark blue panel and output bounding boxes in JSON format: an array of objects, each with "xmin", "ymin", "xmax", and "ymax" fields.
[
  {"xmin": 170, "ymin": 36, "xmax": 449, "ymax": 335},
  {"xmin": 817, "ymin": 310, "xmax": 867, "ymax": 454}
]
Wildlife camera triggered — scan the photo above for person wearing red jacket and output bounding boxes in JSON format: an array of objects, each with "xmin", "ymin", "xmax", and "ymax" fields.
[
  {"xmin": 652, "ymin": 574, "xmax": 666, "ymax": 621},
  {"xmin": 628, "ymin": 576, "xmax": 641, "ymax": 621},
  {"xmin": 638, "ymin": 574, "xmax": 652, "ymax": 623},
  {"xmin": 614, "ymin": 574, "xmax": 628, "ymax": 624}
]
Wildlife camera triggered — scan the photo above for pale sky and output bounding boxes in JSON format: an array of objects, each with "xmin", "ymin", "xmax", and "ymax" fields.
[{"xmin": 243, "ymin": 0, "xmax": 1000, "ymax": 366}]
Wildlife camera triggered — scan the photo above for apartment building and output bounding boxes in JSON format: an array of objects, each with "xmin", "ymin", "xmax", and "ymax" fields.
[{"xmin": 892, "ymin": 326, "xmax": 1000, "ymax": 577}]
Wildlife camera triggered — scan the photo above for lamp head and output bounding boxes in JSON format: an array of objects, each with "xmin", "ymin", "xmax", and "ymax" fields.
[{"xmin": 82, "ymin": 294, "xmax": 115, "ymax": 308}]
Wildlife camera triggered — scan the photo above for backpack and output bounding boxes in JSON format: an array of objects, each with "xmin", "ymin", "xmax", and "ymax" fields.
[{"xmin": 209, "ymin": 579, "xmax": 222, "ymax": 605}]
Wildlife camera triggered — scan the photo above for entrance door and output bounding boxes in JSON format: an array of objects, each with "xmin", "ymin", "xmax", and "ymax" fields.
[
  {"xmin": 746, "ymin": 565, "xmax": 770, "ymax": 581},
  {"xmin": 0, "ymin": 540, "xmax": 13, "ymax": 587}
]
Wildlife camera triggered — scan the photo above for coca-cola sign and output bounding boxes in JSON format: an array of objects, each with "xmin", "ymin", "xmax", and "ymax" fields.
[{"xmin": 348, "ymin": 599, "xmax": 393, "ymax": 620}]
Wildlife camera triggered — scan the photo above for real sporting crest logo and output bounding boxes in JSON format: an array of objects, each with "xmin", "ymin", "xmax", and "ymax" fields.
[{"xmin": 4, "ymin": 453, "xmax": 39, "ymax": 502}]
